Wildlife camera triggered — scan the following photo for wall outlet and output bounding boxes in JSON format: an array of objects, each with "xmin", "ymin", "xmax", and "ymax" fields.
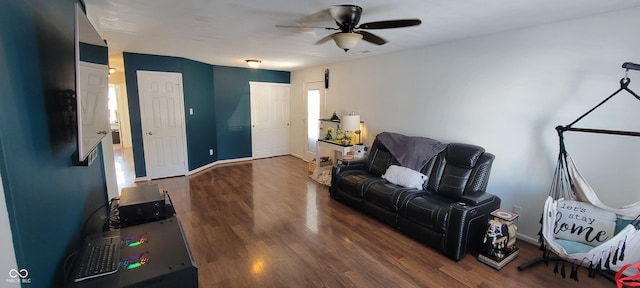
[
  {"xmin": 512, "ymin": 205, "xmax": 522, "ymax": 215},
  {"xmin": 209, "ymin": 149, "xmax": 214, "ymax": 156}
]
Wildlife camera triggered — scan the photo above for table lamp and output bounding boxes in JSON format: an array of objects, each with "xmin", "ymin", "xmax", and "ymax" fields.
[{"xmin": 341, "ymin": 114, "xmax": 361, "ymax": 145}]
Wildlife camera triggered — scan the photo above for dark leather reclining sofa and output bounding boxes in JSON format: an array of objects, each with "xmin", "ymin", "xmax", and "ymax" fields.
[{"xmin": 330, "ymin": 132, "xmax": 501, "ymax": 261}]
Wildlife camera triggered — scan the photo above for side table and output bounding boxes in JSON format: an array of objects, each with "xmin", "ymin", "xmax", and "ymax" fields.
[
  {"xmin": 478, "ymin": 209, "xmax": 519, "ymax": 270},
  {"xmin": 316, "ymin": 139, "xmax": 354, "ymax": 167}
]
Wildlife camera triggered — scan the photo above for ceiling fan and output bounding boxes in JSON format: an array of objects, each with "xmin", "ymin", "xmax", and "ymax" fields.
[{"xmin": 277, "ymin": 5, "xmax": 422, "ymax": 52}]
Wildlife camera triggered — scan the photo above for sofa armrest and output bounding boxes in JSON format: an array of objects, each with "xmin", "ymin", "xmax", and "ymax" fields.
[
  {"xmin": 329, "ymin": 161, "xmax": 367, "ymax": 199},
  {"xmin": 460, "ymin": 192, "xmax": 496, "ymax": 206},
  {"xmin": 444, "ymin": 196, "xmax": 501, "ymax": 260},
  {"xmin": 330, "ymin": 161, "xmax": 365, "ymax": 188},
  {"xmin": 332, "ymin": 160, "xmax": 366, "ymax": 175}
]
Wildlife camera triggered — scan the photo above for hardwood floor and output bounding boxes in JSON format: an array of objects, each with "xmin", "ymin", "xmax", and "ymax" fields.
[
  {"xmin": 119, "ymin": 155, "xmax": 613, "ymax": 287},
  {"xmin": 113, "ymin": 145, "xmax": 136, "ymax": 192}
]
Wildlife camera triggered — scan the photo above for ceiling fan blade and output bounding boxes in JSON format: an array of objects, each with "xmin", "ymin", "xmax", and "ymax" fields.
[
  {"xmin": 357, "ymin": 19, "xmax": 422, "ymax": 29},
  {"xmin": 314, "ymin": 33, "xmax": 336, "ymax": 45},
  {"xmin": 329, "ymin": 5, "xmax": 362, "ymax": 27},
  {"xmin": 300, "ymin": 8, "xmax": 332, "ymax": 24},
  {"xmin": 356, "ymin": 31, "xmax": 386, "ymax": 45},
  {"xmin": 275, "ymin": 24, "xmax": 337, "ymax": 30}
]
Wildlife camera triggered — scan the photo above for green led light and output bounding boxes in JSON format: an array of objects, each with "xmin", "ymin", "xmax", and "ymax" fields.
[
  {"xmin": 127, "ymin": 263, "xmax": 142, "ymax": 270},
  {"xmin": 128, "ymin": 241, "xmax": 141, "ymax": 247}
]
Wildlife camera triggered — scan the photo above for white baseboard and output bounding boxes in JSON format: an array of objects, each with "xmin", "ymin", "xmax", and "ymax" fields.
[
  {"xmin": 517, "ymin": 233, "xmax": 540, "ymax": 245},
  {"xmin": 188, "ymin": 157, "xmax": 253, "ymax": 175},
  {"xmin": 289, "ymin": 153, "xmax": 304, "ymax": 160},
  {"xmin": 140, "ymin": 154, "xmax": 298, "ymax": 180}
]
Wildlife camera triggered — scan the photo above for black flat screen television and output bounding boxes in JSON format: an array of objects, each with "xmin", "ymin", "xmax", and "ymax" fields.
[{"xmin": 75, "ymin": 4, "xmax": 109, "ymax": 164}]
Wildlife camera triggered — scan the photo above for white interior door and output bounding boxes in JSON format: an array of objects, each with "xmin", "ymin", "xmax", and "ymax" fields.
[
  {"xmin": 250, "ymin": 82, "xmax": 290, "ymax": 159},
  {"xmin": 303, "ymin": 81, "xmax": 325, "ymax": 161},
  {"xmin": 137, "ymin": 71, "xmax": 188, "ymax": 179}
]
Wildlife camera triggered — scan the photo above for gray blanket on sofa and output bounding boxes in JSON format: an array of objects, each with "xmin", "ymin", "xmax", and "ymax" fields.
[{"xmin": 377, "ymin": 132, "xmax": 448, "ymax": 171}]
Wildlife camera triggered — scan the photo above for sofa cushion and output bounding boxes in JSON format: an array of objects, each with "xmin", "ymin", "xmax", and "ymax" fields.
[
  {"xmin": 438, "ymin": 165, "xmax": 472, "ymax": 199},
  {"xmin": 366, "ymin": 144, "xmax": 396, "ymax": 175},
  {"xmin": 402, "ymin": 194, "xmax": 452, "ymax": 233},
  {"xmin": 364, "ymin": 181, "xmax": 420, "ymax": 212},
  {"xmin": 334, "ymin": 170, "xmax": 382, "ymax": 199},
  {"xmin": 446, "ymin": 144, "xmax": 485, "ymax": 168},
  {"xmin": 382, "ymin": 165, "xmax": 428, "ymax": 190}
]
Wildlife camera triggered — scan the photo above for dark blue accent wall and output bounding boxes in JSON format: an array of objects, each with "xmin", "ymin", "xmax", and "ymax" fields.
[
  {"xmin": 123, "ymin": 53, "xmax": 290, "ymax": 177},
  {"xmin": 213, "ymin": 66, "xmax": 253, "ymax": 160},
  {"xmin": 1, "ymin": 1, "xmax": 108, "ymax": 287},
  {"xmin": 182, "ymin": 60, "xmax": 217, "ymax": 169},
  {"xmin": 79, "ymin": 42, "xmax": 108, "ymax": 65}
]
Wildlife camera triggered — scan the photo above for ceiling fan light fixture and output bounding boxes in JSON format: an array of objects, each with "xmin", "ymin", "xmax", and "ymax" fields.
[
  {"xmin": 331, "ymin": 33, "xmax": 363, "ymax": 52},
  {"xmin": 245, "ymin": 59, "xmax": 262, "ymax": 68}
]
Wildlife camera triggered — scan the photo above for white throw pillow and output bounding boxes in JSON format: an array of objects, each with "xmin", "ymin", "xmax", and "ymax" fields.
[
  {"xmin": 554, "ymin": 199, "xmax": 617, "ymax": 247},
  {"xmin": 381, "ymin": 165, "xmax": 428, "ymax": 190}
]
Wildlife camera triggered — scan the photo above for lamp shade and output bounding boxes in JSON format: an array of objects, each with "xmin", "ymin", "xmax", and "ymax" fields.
[
  {"xmin": 331, "ymin": 33, "xmax": 363, "ymax": 52},
  {"xmin": 341, "ymin": 114, "xmax": 360, "ymax": 131}
]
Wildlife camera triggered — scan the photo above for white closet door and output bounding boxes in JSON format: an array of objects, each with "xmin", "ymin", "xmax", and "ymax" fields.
[{"xmin": 250, "ymin": 82, "xmax": 290, "ymax": 159}]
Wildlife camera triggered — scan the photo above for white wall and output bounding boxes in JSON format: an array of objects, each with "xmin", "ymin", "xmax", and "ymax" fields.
[
  {"xmin": 290, "ymin": 7, "xmax": 640, "ymax": 240},
  {"xmin": 102, "ymin": 134, "xmax": 120, "ymax": 199},
  {"xmin": 0, "ymin": 171, "xmax": 17, "ymax": 279},
  {"xmin": 116, "ymin": 83, "xmax": 132, "ymax": 148},
  {"xmin": 110, "ymin": 73, "xmax": 133, "ymax": 148}
]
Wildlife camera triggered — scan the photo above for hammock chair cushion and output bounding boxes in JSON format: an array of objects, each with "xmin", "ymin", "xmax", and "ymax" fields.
[
  {"xmin": 554, "ymin": 219, "xmax": 640, "ymax": 254},
  {"xmin": 554, "ymin": 199, "xmax": 617, "ymax": 246},
  {"xmin": 554, "ymin": 239, "xmax": 594, "ymax": 254},
  {"xmin": 617, "ymin": 219, "xmax": 640, "ymax": 232}
]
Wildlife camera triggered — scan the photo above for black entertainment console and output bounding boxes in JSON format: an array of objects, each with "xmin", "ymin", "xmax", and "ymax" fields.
[
  {"xmin": 67, "ymin": 185, "xmax": 198, "ymax": 288},
  {"xmin": 117, "ymin": 185, "xmax": 172, "ymax": 228},
  {"xmin": 68, "ymin": 219, "xmax": 197, "ymax": 288}
]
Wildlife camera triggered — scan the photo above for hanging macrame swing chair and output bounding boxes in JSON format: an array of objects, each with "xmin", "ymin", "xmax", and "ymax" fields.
[{"xmin": 518, "ymin": 62, "xmax": 640, "ymax": 282}]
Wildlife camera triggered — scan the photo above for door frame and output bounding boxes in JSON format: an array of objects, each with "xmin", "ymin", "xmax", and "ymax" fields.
[
  {"xmin": 137, "ymin": 70, "xmax": 188, "ymax": 179},
  {"xmin": 303, "ymin": 81, "xmax": 325, "ymax": 161}
]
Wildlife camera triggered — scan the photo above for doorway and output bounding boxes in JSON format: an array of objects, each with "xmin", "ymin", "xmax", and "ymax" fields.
[
  {"xmin": 303, "ymin": 81, "xmax": 325, "ymax": 161},
  {"xmin": 108, "ymin": 74, "xmax": 135, "ymax": 191}
]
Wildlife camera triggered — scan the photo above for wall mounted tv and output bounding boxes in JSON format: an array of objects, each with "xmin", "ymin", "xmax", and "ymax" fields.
[{"xmin": 74, "ymin": 3, "xmax": 109, "ymax": 165}]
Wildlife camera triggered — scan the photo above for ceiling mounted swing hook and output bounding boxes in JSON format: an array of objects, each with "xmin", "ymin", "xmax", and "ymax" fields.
[
  {"xmin": 620, "ymin": 68, "xmax": 631, "ymax": 88},
  {"xmin": 620, "ymin": 62, "xmax": 640, "ymax": 88}
]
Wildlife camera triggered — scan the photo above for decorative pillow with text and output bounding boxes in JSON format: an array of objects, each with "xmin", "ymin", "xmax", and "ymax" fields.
[{"xmin": 554, "ymin": 200, "xmax": 617, "ymax": 247}]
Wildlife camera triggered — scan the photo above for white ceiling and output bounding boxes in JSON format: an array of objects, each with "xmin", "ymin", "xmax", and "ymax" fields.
[{"xmin": 85, "ymin": 0, "xmax": 640, "ymax": 71}]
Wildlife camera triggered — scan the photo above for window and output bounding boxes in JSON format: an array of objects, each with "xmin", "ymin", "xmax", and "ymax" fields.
[{"xmin": 307, "ymin": 89, "xmax": 320, "ymax": 152}]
